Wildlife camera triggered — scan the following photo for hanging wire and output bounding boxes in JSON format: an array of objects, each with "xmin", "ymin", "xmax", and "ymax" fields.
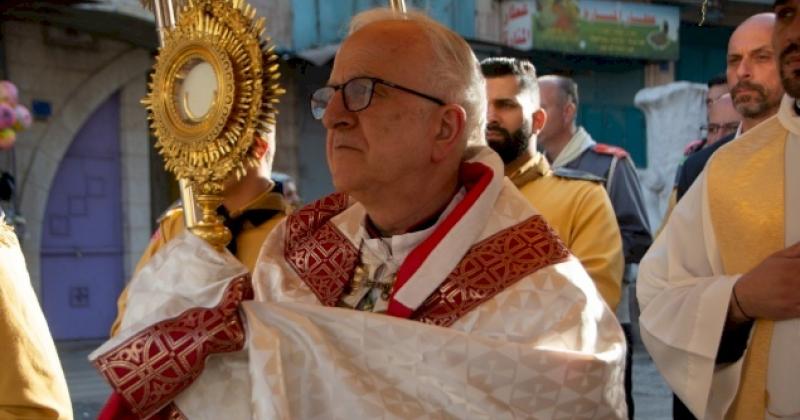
[{"xmin": 699, "ymin": 0, "xmax": 708, "ymax": 26}]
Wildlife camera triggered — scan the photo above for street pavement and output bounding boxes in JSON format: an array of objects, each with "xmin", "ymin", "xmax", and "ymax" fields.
[
  {"xmin": 57, "ymin": 327, "xmax": 673, "ymax": 419},
  {"xmin": 57, "ymin": 341, "xmax": 109, "ymax": 419}
]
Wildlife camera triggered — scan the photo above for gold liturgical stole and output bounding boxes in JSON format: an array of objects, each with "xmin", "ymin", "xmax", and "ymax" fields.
[{"xmin": 706, "ymin": 116, "xmax": 787, "ymax": 420}]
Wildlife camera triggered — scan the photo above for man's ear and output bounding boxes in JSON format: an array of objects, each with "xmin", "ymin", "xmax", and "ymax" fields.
[
  {"xmin": 532, "ymin": 108, "xmax": 547, "ymax": 135},
  {"xmin": 431, "ymin": 104, "xmax": 467, "ymax": 163},
  {"xmin": 251, "ymin": 134, "xmax": 269, "ymax": 160},
  {"xmin": 564, "ymin": 101, "xmax": 577, "ymax": 124}
]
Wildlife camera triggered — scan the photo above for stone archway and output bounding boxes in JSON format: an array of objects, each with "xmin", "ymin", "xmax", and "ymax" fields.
[{"xmin": 20, "ymin": 48, "xmax": 153, "ymax": 294}]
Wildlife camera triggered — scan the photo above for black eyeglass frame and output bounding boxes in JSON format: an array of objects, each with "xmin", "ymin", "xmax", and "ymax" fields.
[
  {"xmin": 700, "ymin": 121, "xmax": 740, "ymax": 135},
  {"xmin": 310, "ymin": 76, "xmax": 446, "ymax": 120}
]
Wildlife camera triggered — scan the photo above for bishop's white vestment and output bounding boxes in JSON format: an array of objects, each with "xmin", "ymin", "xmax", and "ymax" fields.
[{"xmin": 91, "ymin": 147, "xmax": 627, "ymax": 419}]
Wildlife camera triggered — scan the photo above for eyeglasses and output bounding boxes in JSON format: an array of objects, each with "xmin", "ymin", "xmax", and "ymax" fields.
[
  {"xmin": 701, "ymin": 121, "xmax": 740, "ymax": 136},
  {"xmin": 310, "ymin": 77, "xmax": 445, "ymax": 120}
]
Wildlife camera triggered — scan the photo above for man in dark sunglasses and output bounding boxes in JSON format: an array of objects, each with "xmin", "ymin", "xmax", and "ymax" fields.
[{"xmin": 91, "ymin": 8, "xmax": 626, "ymax": 418}]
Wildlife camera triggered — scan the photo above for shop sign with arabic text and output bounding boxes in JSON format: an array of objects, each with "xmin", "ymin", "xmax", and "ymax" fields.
[{"xmin": 503, "ymin": 0, "xmax": 679, "ymax": 60}]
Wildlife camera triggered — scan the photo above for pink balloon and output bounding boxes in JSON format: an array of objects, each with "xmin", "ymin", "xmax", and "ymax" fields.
[
  {"xmin": 0, "ymin": 103, "xmax": 17, "ymax": 130},
  {"xmin": 0, "ymin": 128, "xmax": 16, "ymax": 149},
  {"xmin": 0, "ymin": 81, "xmax": 18, "ymax": 106},
  {"xmin": 13, "ymin": 105, "xmax": 31, "ymax": 131}
]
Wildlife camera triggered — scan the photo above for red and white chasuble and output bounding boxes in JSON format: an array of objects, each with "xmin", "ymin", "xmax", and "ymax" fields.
[{"xmin": 91, "ymin": 147, "xmax": 627, "ymax": 419}]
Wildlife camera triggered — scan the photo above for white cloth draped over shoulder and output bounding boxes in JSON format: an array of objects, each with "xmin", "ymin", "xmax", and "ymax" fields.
[
  {"xmin": 637, "ymin": 94, "xmax": 800, "ymax": 419},
  {"xmin": 91, "ymin": 146, "xmax": 627, "ymax": 419},
  {"xmin": 550, "ymin": 126, "xmax": 596, "ymax": 169}
]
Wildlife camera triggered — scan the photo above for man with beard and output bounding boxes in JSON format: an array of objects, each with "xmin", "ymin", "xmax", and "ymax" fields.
[
  {"xmin": 91, "ymin": 11, "xmax": 628, "ymax": 419},
  {"xmin": 728, "ymin": 13, "xmax": 784, "ymax": 134},
  {"xmin": 674, "ymin": 13, "xmax": 783, "ymax": 202},
  {"xmin": 638, "ymin": 4, "xmax": 800, "ymax": 418},
  {"xmin": 481, "ymin": 57, "xmax": 624, "ymax": 311}
]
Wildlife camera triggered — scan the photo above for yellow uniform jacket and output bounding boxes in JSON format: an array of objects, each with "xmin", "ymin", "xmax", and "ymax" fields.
[
  {"xmin": 0, "ymin": 221, "xmax": 72, "ymax": 419},
  {"xmin": 508, "ymin": 153, "xmax": 624, "ymax": 310},
  {"xmin": 110, "ymin": 188, "xmax": 289, "ymax": 336}
]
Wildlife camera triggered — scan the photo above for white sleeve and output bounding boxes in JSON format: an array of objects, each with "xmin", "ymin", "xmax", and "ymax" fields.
[{"xmin": 637, "ymin": 168, "xmax": 743, "ymax": 418}]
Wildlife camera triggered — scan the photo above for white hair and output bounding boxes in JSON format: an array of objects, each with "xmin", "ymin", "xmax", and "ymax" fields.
[{"xmin": 348, "ymin": 8, "xmax": 487, "ymax": 148}]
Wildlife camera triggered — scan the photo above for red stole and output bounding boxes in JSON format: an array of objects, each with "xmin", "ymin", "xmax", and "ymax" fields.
[{"xmin": 284, "ymin": 193, "xmax": 570, "ymax": 327}]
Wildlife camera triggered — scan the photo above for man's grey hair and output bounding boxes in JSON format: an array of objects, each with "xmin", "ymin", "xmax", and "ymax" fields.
[
  {"xmin": 349, "ymin": 8, "xmax": 487, "ymax": 148},
  {"xmin": 538, "ymin": 74, "xmax": 579, "ymax": 122}
]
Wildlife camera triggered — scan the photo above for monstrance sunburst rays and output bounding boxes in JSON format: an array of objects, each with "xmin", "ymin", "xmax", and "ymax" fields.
[
  {"xmin": 143, "ymin": 0, "xmax": 284, "ymax": 192},
  {"xmin": 142, "ymin": 0, "xmax": 285, "ymax": 248}
]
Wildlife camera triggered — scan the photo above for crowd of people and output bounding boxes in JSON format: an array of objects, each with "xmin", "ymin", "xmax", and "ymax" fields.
[{"xmin": 1, "ymin": 1, "xmax": 798, "ymax": 418}]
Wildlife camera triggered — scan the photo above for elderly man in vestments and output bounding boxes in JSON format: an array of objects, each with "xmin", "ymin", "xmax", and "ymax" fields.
[
  {"xmin": 91, "ymin": 8, "xmax": 627, "ymax": 419},
  {"xmin": 638, "ymin": 2, "xmax": 800, "ymax": 418},
  {"xmin": 0, "ymin": 211, "xmax": 72, "ymax": 419}
]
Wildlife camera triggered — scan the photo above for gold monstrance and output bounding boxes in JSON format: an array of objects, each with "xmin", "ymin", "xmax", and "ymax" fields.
[
  {"xmin": 140, "ymin": 0, "xmax": 284, "ymax": 250},
  {"xmin": 140, "ymin": 0, "xmax": 405, "ymax": 250},
  {"xmin": 390, "ymin": 0, "xmax": 407, "ymax": 13}
]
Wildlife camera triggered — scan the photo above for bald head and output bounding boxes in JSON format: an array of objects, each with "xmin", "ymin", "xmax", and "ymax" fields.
[
  {"xmin": 337, "ymin": 21, "xmax": 435, "ymax": 89},
  {"xmin": 732, "ymin": 12, "xmax": 776, "ymax": 39},
  {"xmin": 727, "ymin": 13, "xmax": 783, "ymax": 129},
  {"xmin": 342, "ymin": 9, "xmax": 486, "ymax": 148},
  {"xmin": 319, "ymin": 9, "xmax": 486, "ymax": 232}
]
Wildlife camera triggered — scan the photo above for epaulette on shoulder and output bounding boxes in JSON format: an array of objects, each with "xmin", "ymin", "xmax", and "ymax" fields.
[
  {"xmin": 592, "ymin": 143, "xmax": 629, "ymax": 159},
  {"xmin": 553, "ymin": 167, "xmax": 606, "ymax": 183},
  {"xmin": 156, "ymin": 199, "xmax": 184, "ymax": 224}
]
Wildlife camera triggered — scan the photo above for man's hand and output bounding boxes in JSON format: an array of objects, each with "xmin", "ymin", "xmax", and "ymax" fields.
[{"xmin": 732, "ymin": 241, "xmax": 800, "ymax": 322}]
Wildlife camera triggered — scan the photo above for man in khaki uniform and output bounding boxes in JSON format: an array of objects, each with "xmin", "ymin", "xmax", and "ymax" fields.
[
  {"xmin": 481, "ymin": 57, "xmax": 624, "ymax": 310},
  {"xmin": 0, "ymin": 211, "xmax": 72, "ymax": 419},
  {"xmin": 110, "ymin": 129, "xmax": 290, "ymax": 335}
]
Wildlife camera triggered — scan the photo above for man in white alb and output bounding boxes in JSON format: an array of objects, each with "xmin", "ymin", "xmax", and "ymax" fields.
[
  {"xmin": 90, "ymin": 8, "xmax": 627, "ymax": 419},
  {"xmin": 638, "ymin": 2, "xmax": 800, "ymax": 418}
]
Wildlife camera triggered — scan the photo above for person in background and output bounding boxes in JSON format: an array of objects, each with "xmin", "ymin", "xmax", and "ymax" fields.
[
  {"xmin": 707, "ymin": 73, "xmax": 731, "ymax": 108},
  {"xmin": 91, "ymin": 9, "xmax": 628, "ymax": 418},
  {"xmin": 538, "ymin": 73, "xmax": 651, "ymax": 419},
  {"xmin": 271, "ymin": 171, "xmax": 302, "ymax": 208},
  {"xmin": 480, "ymin": 57, "xmax": 624, "ymax": 311},
  {"xmin": 639, "ymin": 5, "xmax": 800, "ymax": 417},
  {"xmin": 683, "ymin": 74, "xmax": 731, "ymax": 156},
  {"xmin": 110, "ymin": 129, "xmax": 290, "ymax": 336},
  {"xmin": 704, "ymin": 93, "xmax": 741, "ymax": 146},
  {"xmin": 675, "ymin": 13, "xmax": 783, "ymax": 202}
]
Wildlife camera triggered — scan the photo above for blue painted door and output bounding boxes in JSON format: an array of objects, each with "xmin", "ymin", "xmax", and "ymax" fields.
[{"xmin": 41, "ymin": 92, "xmax": 123, "ymax": 340}]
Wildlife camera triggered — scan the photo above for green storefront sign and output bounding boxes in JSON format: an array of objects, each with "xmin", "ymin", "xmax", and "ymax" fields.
[{"xmin": 527, "ymin": 0, "xmax": 679, "ymax": 60}]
